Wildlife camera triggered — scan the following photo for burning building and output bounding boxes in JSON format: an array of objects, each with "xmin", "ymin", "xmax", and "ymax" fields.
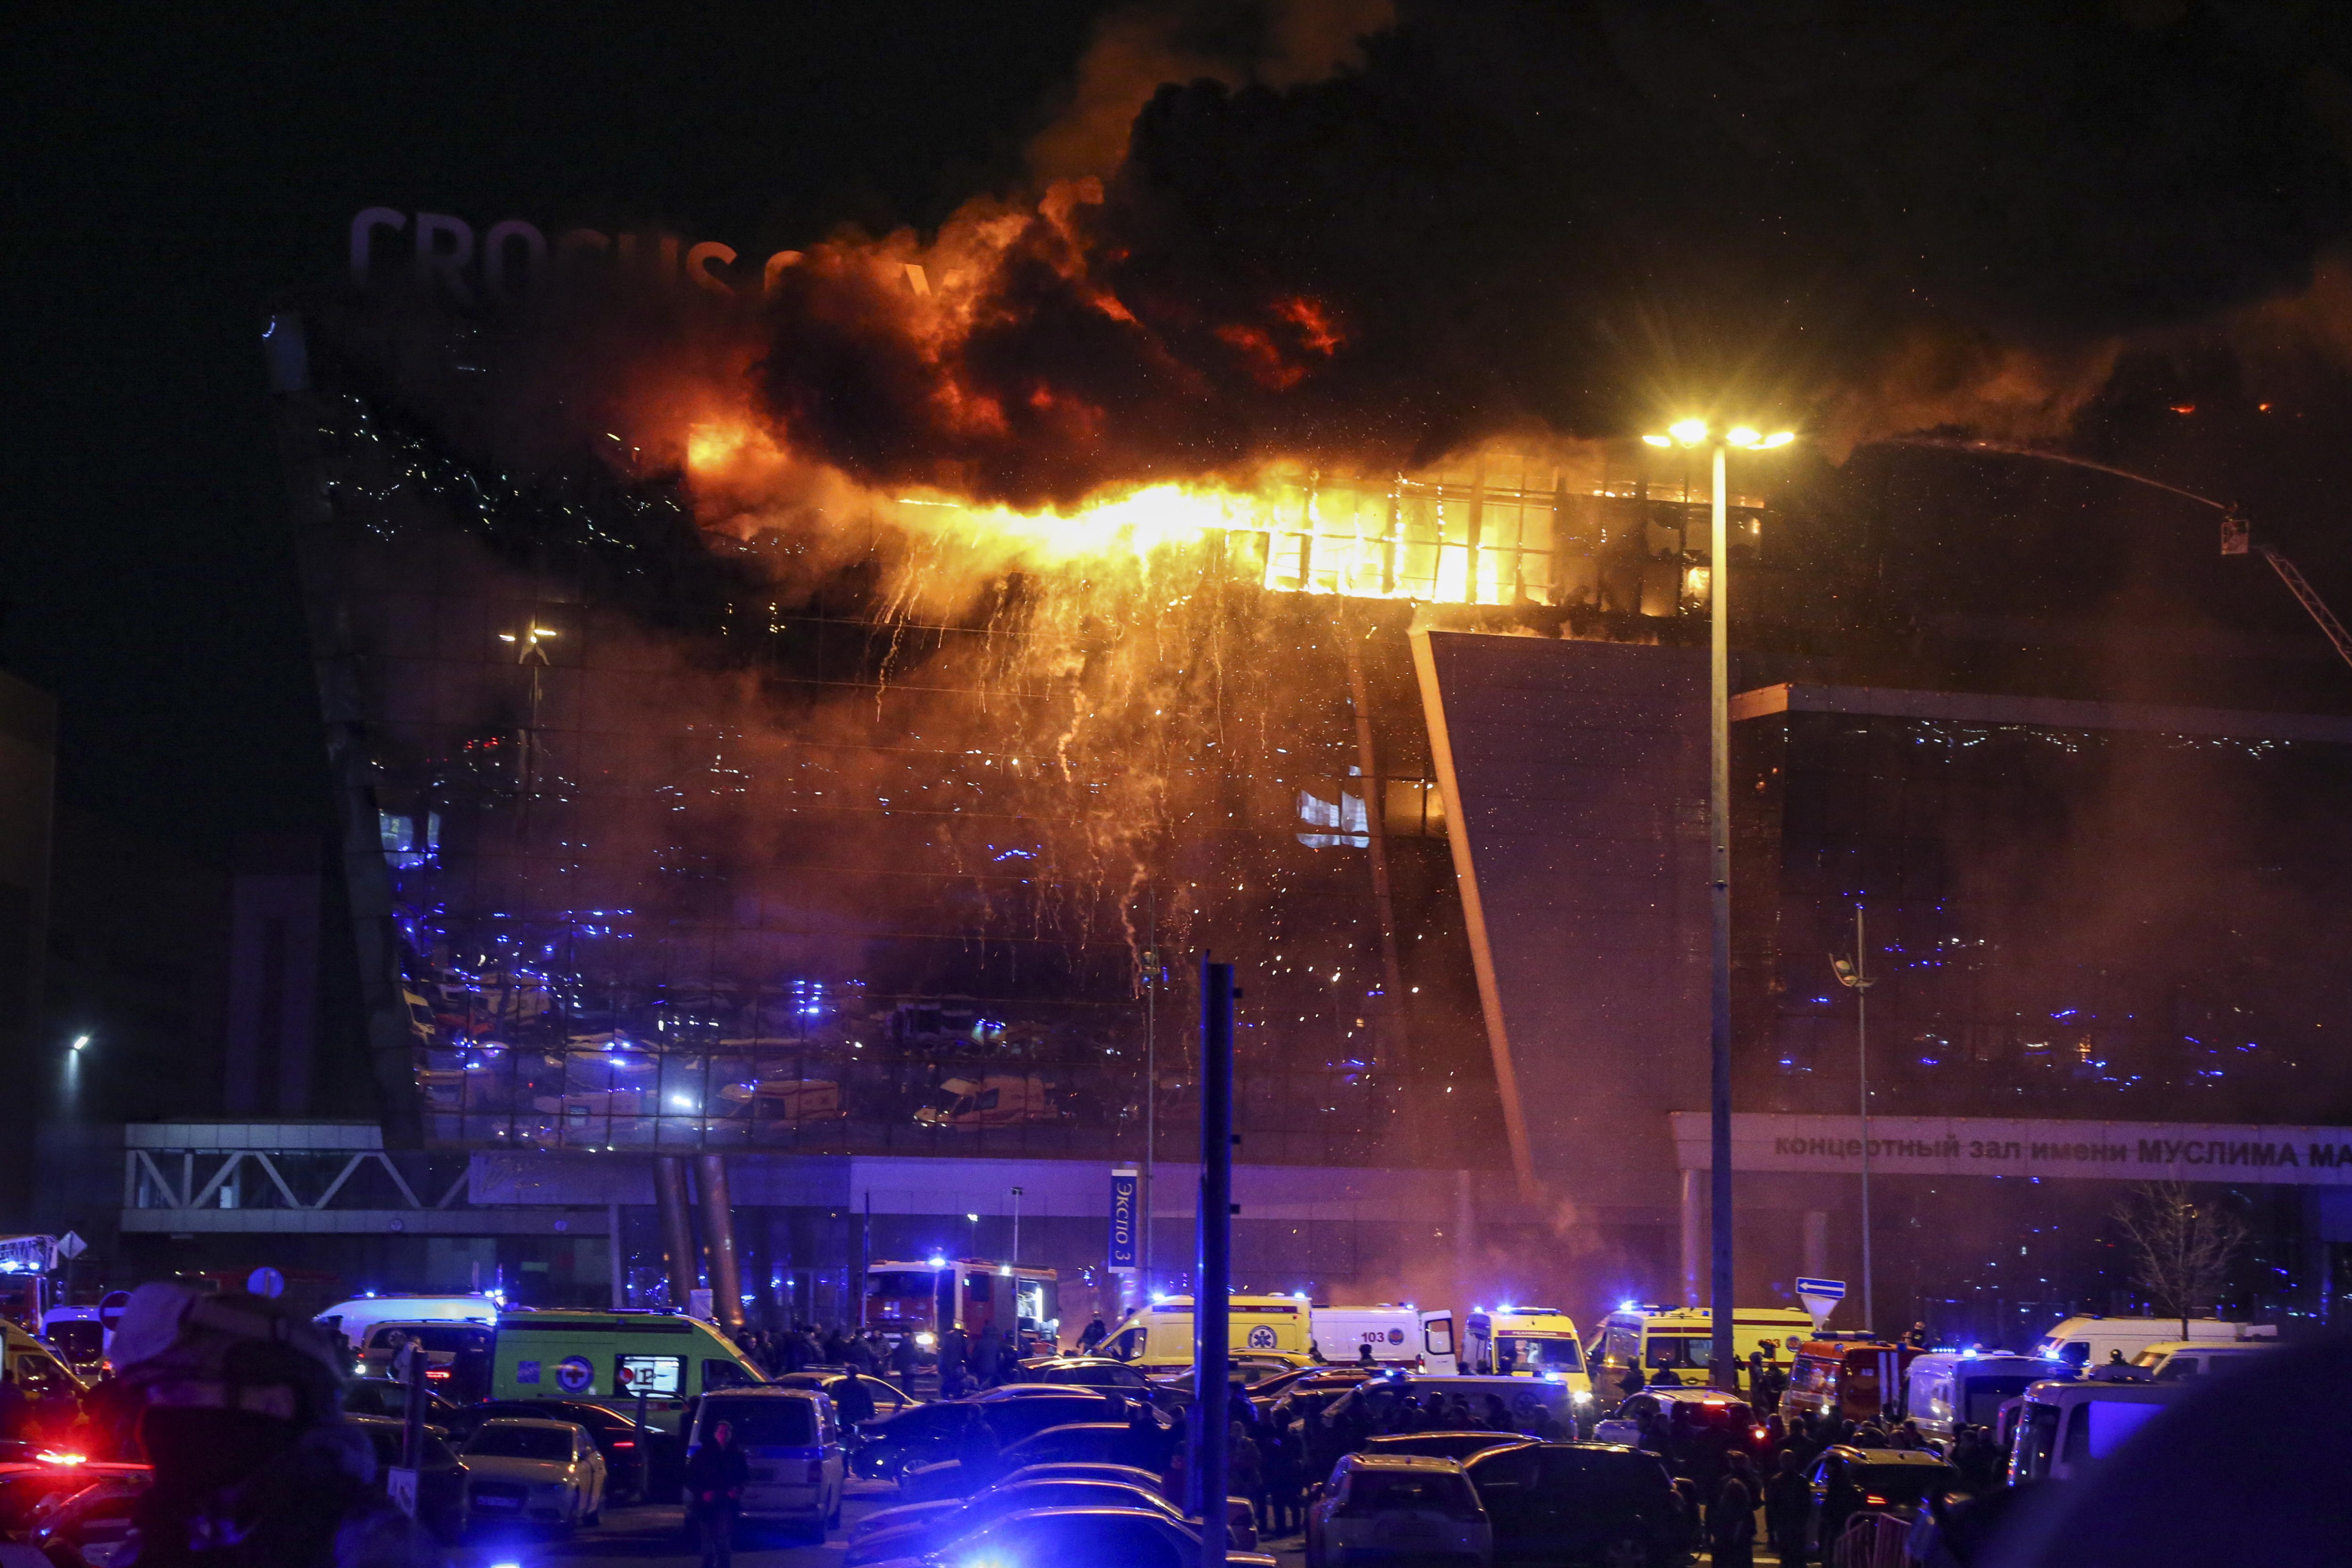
[
  {"xmin": 128, "ymin": 0, "xmax": 2352, "ymax": 1332},
  {"xmin": 221, "ymin": 242, "xmax": 2352, "ymax": 1342}
]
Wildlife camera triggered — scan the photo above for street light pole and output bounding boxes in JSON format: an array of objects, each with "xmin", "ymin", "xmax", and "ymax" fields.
[
  {"xmin": 1835, "ymin": 906, "xmax": 1878, "ymax": 1334},
  {"xmin": 1645, "ymin": 420, "xmax": 1793, "ymax": 1393},
  {"xmin": 1707, "ymin": 436, "xmax": 1735, "ymax": 1392}
]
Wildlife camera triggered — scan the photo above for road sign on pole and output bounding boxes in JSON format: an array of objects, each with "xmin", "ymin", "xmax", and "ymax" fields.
[{"xmin": 1796, "ymin": 1277, "xmax": 1846, "ymax": 1327}]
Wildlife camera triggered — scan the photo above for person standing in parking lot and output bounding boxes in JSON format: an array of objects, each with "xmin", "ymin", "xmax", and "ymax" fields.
[
  {"xmin": 686, "ymin": 1419, "xmax": 750, "ymax": 1568},
  {"xmin": 1711, "ymin": 1476, "xmax": 1757, "ymax": 1568},
  {"xmin": 938, "ymin": 1325, "xmax": 969, "ymax": 1397},
  {"xmin": 1262, "ymin": 1420, "xmax": 1303, "ymax": 1536},
  {"xmin": 1078, "ymin": 1314, "xmax": 1107, "ymax": 1354},
  {"xmin": 834, "ymin": 1367, "xmax": 876, "ymax": 1427},
  {"xmin": 1764, "ymin": 1449, "xmax": 1810, "ymax": 1568}
]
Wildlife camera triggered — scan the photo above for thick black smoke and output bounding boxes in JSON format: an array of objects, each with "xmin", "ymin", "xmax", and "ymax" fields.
[{"xmin": 759, "ymin": 0, "xmax": 2352, "ymax": 507}]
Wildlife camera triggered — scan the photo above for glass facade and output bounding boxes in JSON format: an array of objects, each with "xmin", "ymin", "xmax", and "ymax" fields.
[{"xmin": 293, "ymin": 381, "xmax": 1588, "ymax": 1169}]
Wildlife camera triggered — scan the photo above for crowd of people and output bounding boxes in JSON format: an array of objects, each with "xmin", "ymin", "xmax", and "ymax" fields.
[{"xmin": 730, "ymin": 1319, "xmax": 1044, "ymax": 1399}]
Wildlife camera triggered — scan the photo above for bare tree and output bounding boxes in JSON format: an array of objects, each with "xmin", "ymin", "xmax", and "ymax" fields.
[{"xmin": 2112, "ymin": 1182, "xmax": 2249, "ymax": 1337}]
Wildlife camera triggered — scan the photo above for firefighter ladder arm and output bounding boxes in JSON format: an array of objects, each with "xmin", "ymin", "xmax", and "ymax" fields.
[{"xmin": 2259, "ymin": 547, "xmax": 2352, "ymax": 674}]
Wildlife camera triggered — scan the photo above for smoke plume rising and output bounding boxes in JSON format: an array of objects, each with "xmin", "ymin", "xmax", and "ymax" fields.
[{"xmin": 744, "ymin": 0, "xmax": 2352, "ymax": 508}]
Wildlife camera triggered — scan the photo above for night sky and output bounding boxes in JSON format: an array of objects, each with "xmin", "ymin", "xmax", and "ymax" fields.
[
  {"xmin": 12, "ymin": 1, "xmax": 2352, "ymax": 860},
  {"xmin": 2, "ymin": 3, "xmax": 1109, "ymax": 856}
]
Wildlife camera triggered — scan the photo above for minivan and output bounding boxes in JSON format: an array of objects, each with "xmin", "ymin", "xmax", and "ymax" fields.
[
  {"xmin": 2008, "ymin": 1379, "xmax": 2186, "ymax": 1484},
  {"xmin": 1901, "ymin": 1352, "xmax": 2050, "ymax": 1443},
  {"xmin": 686, "ymin": 1386, "xmax": 846, "ymax": 1537}
]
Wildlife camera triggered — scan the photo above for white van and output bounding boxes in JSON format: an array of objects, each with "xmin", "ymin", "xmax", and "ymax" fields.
[
  {"xmin": 1310, "ymin": 1305, "xmax": 1422, "ymax": 1366},
  {"xmin": 1902, "ymin": 1352, "xmax": 2049, "ymax": 1442},
  {"xmin": 316, "ymin": 1293, "xmax": 498, "ymax": 1354},
  {"xmin": 2127, "ymin": 1338, "xmax": 2279, "ymax": 1383},
  {"xmin": 2029, "ymin": 1314, "xmax": 2273, "ymax": 1373},
  {"xmin": 2009, "ymin": 1379, "xmax": 2185, "ymax": 1483}
]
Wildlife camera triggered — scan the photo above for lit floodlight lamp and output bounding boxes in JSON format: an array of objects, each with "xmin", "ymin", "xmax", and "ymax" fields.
[
  {"xmin": 1641, "ymin": 434, "xmax": 1672, "ymax": 447},
  {"xmin": 928, "ymin": 1255, "xmax": 947, "ymax": 1268},
  {"xmin": 70, "ymin": 1035, "xmax": 89, "ymax": 1052},
  {"xmin": 1726, "ymin": 426, "xmax": 1762, "ymax": 449},
  {"xmin": 1668, "ymin": 418, "xmax": 1709, "ymax": 446},
  {"xmin": 1762, "ymin": 430, "xmax": 1796, "ymax": 448}
]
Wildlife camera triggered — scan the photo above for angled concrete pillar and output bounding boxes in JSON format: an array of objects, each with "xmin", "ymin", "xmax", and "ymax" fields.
[
  {"xmin": 653, "ymin": 1154, "xmax": 696, "ymax": 1313},
  {"xmin": 696, "ymin": 1153, "xmax": 747, "ymax": 1332}
]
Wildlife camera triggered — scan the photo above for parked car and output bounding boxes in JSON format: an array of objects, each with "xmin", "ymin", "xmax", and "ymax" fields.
[
  {"xmin": 684, "ymin": 1387, "xmax": 845, "ymax": 1538},
  {"xmin": 898, "ymin": 1420, "xmax": 1179, "ymax": 1502},
  {"xmin": 852, "ymin": 1463, "xmax": 1167, "ymax": 1545},
  {"xmin": 848, "ymin": 1476, "xmax": 1205, "ymax": 1566},
  {"xmin": 461, "ymin": 1417, "xmax": 607, "ymax": 1530},
  {"xmin": 27, "ymin": 1474, "xmax": 148, "ymax": 1567},
  {"xmin": 1461, "ymin": 1441, "xmax": 1691, "ymax": 1567},
  {"xmin": 860, "ymin": 1387, "xmax": 1136, "ymax": 1480},
  {"xmin": 347, "ymin": 1414, "xmax": 471, "ymax": 1542},
  {"xmin": 1150, "ymin": 1356, "xmax": 1306, "ymax": 1401},
  {"xmin": 1590, "ymin": 1387, "xmax": 1765, "ymax": 1457},
  {"xmin": 871, "ymin": 1505, "xmax": 1277, "ymax": 1568},
  {"xmin": 1251, "ymin": 1365, "xmax": 1375, "ymax": 1407},
  {"xmin": 1306, "ymin": 1454, "xmax": 1490, "ymax": 1568},
  {"xmin": 768, "ymin": 1369, "xmax": 921, "ymax": 1422},
  {"xmin": 1365, "ymin": 1430, "xmax": 1535, "ymax": 1464},
  {"xmin": 442, "ymin": 1398, "xmax": 652, "ymax": 1502},
  {"xmin": 0, "ymin": 1462, "xmax": 150, "ymax": 1535},
  {"xmin": 1804, "ymin": 1447, "xmax": 1959, "ymax": 1559},
  {"xmin": 1324, "ymin": 1373, "xmax": 1579, "ymax": 1438},
  {"xmin": 1009, "ymin": 1356, "xmax": 1157, "ymax": 1392},
  {"xmin": 340, "ymin": 1377, "xmax": 461, "ymax": 1427}
]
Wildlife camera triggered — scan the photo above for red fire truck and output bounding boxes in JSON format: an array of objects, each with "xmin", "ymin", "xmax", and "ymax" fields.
[{"xmin": 861, "ymin": 1258, "xmax": 1061, "ymax": 1357}]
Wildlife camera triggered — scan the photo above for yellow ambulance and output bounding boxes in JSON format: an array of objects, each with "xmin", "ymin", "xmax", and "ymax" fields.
[{"xmin": 1098, "ymin": 1295, "xmax": 1315, "ymax": 1368}]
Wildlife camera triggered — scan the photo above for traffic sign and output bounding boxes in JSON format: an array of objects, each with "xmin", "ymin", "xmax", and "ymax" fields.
[
  {"xmin": 247, "ymin": 1266, "xmax": 286, "ymax": 1299},
  {"xmin": 97, "ymin": 1289, "xmax": 130, "ymax": 1341},
  {"xmin": 1796, "ymin": 1276, "xmax": 1845, "ymax": 1325},
  {"xmin": 54, "ymin": 1232, "xmax": 87, "ymax": 1262}
]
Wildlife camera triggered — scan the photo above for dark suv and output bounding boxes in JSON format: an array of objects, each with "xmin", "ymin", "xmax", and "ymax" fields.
[{"xmin": 1463, "ymin": 1441, "xmax": 1692, "ymax": 1567}]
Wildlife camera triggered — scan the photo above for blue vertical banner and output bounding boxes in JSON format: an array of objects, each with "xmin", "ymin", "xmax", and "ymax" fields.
[{"xmin": 1108, "ymin": 1165, "xmax": 1140, "ymax": 1270}]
